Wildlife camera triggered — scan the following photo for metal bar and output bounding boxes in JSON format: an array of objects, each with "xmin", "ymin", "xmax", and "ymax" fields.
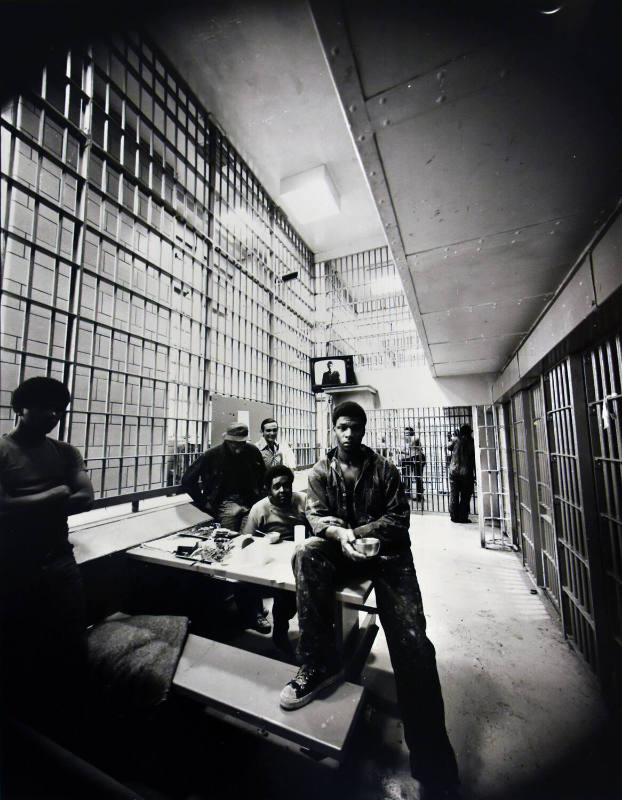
[
  {"xmin": 521, "ymin": 388, "xmax": 544, "ymax": 586},
  {"xmin": 0, "ymin": 31, "xmax": 316, "ymax": 498}
]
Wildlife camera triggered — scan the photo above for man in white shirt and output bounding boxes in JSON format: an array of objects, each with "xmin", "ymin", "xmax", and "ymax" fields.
[{"xmin": 255, "ymin": 418, "xmax": 296, "ymax": 470}]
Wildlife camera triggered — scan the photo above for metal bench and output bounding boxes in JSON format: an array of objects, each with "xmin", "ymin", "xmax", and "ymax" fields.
[{"xmin": 173, "ymin": 633, "xmax": 366, "ymax": 760}]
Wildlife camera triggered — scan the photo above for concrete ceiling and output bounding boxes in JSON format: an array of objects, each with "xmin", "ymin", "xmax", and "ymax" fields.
[
  {"xmin": 148, "ymin": 0, "xmax": 387, "ymax": 261},
  {"xmin": 148, "ymin": 0, "xmax": 622, "ymax": 379}
]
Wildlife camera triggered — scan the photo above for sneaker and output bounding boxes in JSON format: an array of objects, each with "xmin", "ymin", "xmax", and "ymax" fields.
[
  {"xmin": 246, "ymin": 613, "xmax": 272, "ymax": 634},
  {"xmin": 279, "ymin": 663, "xmax": 343, "ymax": 710}
]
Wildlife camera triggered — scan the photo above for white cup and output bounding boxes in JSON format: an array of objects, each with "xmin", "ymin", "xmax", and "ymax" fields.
[{"xmin": 294, "ymin": 525, "xmax": 306, "ymax": 545}]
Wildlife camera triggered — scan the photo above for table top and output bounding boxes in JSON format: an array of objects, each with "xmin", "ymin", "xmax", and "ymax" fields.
[{"xmin": 126, "ymin": 532, "xmax": 373, "ymax": 604}]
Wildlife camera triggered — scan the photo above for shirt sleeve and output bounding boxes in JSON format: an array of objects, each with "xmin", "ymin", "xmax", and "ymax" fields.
[
  {"xmin": 352, "ymin": 461, "xmax": 411, "ymax": 540},
  {"xmin": 249, "ymin": 445, "xmax": 267, "ymax": 499},
  {"xmin": 62, "ymin": 442, "xmax": 87, "ymax": 475},
  {"xmin": 282, "ymin": 442, "xmax": 296, "ymax": 469},
  {"xmin": 305, "ymin": 461, "xmax": 340, "ymax": 536},
  {"xmin": 242, "ymin": 500, "xmax": 264, "ymax": 536},
  {"xmin": 181, "ymin": 453, "xmax": 207, "ymax": 509}
]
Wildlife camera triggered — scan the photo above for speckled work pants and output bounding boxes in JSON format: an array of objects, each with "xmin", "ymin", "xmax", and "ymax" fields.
[{"xmin": 293, "ymin": 537, "xmax": 458, "ymax": 789}]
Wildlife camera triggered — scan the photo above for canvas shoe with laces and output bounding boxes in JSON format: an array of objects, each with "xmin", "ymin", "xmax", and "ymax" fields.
[
  {"xmin": 279, "ymin": 663, "xmax": 344, "ymax": 710},
  {"xmin": 245, "ymin": 612, "xmax": 272, "ymax": 634}
]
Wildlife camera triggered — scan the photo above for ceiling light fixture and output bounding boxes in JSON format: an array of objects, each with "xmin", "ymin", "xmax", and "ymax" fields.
[{"xmin": 280, "ymin": 164, "xmax": 340, "ymax": 224}]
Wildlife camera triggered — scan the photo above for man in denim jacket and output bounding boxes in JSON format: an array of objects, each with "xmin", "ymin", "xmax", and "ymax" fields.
[{"xmin": 280, "ymin": 401, "xmax": 459, "ymax": 800}]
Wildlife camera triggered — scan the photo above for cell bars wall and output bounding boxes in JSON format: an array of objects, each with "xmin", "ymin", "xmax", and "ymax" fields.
[
  {"xmin": 0, "ymin": 32, "xmax": 316, "ymax": 499},
  {"xmin": 364, "ymin": 407, "xmax": 476, "ymax": 514},
  {"xmin": 585, "ymin": 332, "xmax": 622, "ymax": 694},
  {"xmin": 316, "ymin": 246, "xmax": 425, "ymax": 369},
  {"xmin": 497, "ymin": 338, "xmax": 622, "ymax": 689},
  {"xmin": 475, "ymin": 404, "xmax": 514, "ymax": 548}
]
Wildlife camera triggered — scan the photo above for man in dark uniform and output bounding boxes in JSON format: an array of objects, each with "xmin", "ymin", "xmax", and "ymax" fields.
[
  {"xmin": 182, "ymin": 422, "xmax": 269, "ymax": 632},
  {"xmin": 448, "ymin": 424, "xmax": 476, "ymax": 523},
  {"xmin": 280, "ymin": 401, "xmax": 460, "ymax": 799}
]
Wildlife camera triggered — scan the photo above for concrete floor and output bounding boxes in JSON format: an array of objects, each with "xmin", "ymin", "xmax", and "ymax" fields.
[
  {"xmin": 357, "ymin": 512, "xmax": 620, "ymax": 800},
  {"xmin": 187, "ymin": 512, "xmax": 620, "ymax": 800},
  {"xmin": 79, "ymin": 509, "xmax": 619, "ymax": 800}
]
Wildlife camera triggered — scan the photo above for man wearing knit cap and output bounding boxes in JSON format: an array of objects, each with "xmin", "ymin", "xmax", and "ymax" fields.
[{"xmin": 182, "ymin": 421, "xmax": 269, "ymax": 631}]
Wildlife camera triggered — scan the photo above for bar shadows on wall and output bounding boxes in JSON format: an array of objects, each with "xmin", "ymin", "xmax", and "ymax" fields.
[{"xmin": 0, "ymin": 30, "xmax": 316, "ymax": 499}]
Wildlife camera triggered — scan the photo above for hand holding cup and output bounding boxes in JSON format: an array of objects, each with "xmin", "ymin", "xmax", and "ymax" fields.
[{"xmin": 353, "ymin": 537, "xmax": 380, "ymax": 557}]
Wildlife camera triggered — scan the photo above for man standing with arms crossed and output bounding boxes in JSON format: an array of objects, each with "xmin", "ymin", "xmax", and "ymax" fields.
[
  {"xmin": 0, "ymin": 377, "xmax": 94, "ymax": 743},
  {"xmin": 280, "ymin": 401, "xmax": 459, "ymax": 800}
]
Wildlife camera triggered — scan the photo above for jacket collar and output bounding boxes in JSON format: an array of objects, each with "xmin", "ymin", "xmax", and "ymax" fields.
[
  {"xmin": 255, "ymin": 437, "xmax": 279, "ymax": 452},
  {"xmin": 326, "ymin": 443, "xmax": 377, "ymax": 472}
]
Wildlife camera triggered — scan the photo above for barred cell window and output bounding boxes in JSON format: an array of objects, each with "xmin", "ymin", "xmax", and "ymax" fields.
[{"xmin": 1, "ymin": 30, "xmax": 316, "ymax": 496}]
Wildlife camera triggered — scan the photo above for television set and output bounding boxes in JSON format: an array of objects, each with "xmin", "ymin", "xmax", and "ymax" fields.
[{"xmin": 310, "ymin": 355, "xmax": 357, "ymax": 393}]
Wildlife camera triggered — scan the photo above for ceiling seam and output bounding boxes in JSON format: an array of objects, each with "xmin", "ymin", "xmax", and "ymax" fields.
[{"xmin": 308, "ymin": 0, "xmax": 437, "ymax": 376}]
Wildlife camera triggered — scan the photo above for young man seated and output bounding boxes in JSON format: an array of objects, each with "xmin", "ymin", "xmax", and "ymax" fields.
[
  {"xmin": 280, "ymin": 401, "xmax": 460, "ymax": 800},
  {"xmin": 242, "ymin": 465, "xmax": 304, "ymax": 657}
]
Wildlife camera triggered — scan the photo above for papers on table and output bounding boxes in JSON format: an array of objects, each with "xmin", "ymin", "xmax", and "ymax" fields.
[{"xmin": 140, "ymin": 535, "xmax": 203, "ymax": 554}]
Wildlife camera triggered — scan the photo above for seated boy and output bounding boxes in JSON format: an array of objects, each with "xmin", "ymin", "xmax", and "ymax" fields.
[{"xmin": 242, "ymin": 465, "xmax": 305, "ymax": 656}]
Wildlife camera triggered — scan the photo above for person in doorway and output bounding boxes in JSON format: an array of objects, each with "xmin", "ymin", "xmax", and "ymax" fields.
[
  {"xmin": 402, "ymin": 426, "xmax": 427, "ymax": 503},
  {"xmin": 181, "ymin": 422, "xmax": 270, "ymax": 632},
  {"xmin": 321, "ymin": 361, "xmax": 341, "ymax": 386},
  {"xmin": 0, "ymin": 377, "xmax": 94, "ymax": 742},
  {"xmin": 448, "ymin": 424, "xmax": 476, "ymax": 523},
  {"xmin": 255, "ymin": 417, "xmax": 296, "ymax": 469},
  {"xmin": 280, "ymin": 401, "xmax": 460, "ymax": 799},
  {"xmin": 243, "ymin": 465, "xmax": 306, "ymax": 657}
]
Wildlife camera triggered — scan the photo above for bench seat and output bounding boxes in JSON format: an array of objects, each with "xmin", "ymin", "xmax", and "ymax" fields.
[{"xmin": 173, "ymin": 634, "xmax": 365, "ymax": 760}]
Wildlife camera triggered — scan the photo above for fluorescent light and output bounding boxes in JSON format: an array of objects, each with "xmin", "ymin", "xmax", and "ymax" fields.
[{"xmin": 280, "ymin": 165, "xmax": 340, "ymax": 224}]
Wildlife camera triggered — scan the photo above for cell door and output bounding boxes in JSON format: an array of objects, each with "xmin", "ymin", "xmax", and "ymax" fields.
[
  {"xmin": 531, "ymin": 380, "xmax": 561, "ymax": 613},
  {"xmin": 477, "ymin": 404, "xmax": 513, "ymax": 548},
  {"xmin": 510, "ymin": 391, "xmax": 539, "ymax": 580},
  {"xmin": 584, "ymin": 332, "xmax": 622, "ymax": 689},
  {"xmin": 545, "ymin": 359, "xmax": 597, "ymax": 670}
]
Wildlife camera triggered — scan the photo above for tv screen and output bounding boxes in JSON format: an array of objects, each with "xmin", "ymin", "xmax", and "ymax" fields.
[{"xmin": 310, "ymin": 356, "xmax": 356, "ymax": 393}]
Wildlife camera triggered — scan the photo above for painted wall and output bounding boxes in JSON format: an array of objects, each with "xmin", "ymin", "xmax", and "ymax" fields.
[{"xmin": 355, "ymin": 363, "xmax": 494, "ymax": 409}]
